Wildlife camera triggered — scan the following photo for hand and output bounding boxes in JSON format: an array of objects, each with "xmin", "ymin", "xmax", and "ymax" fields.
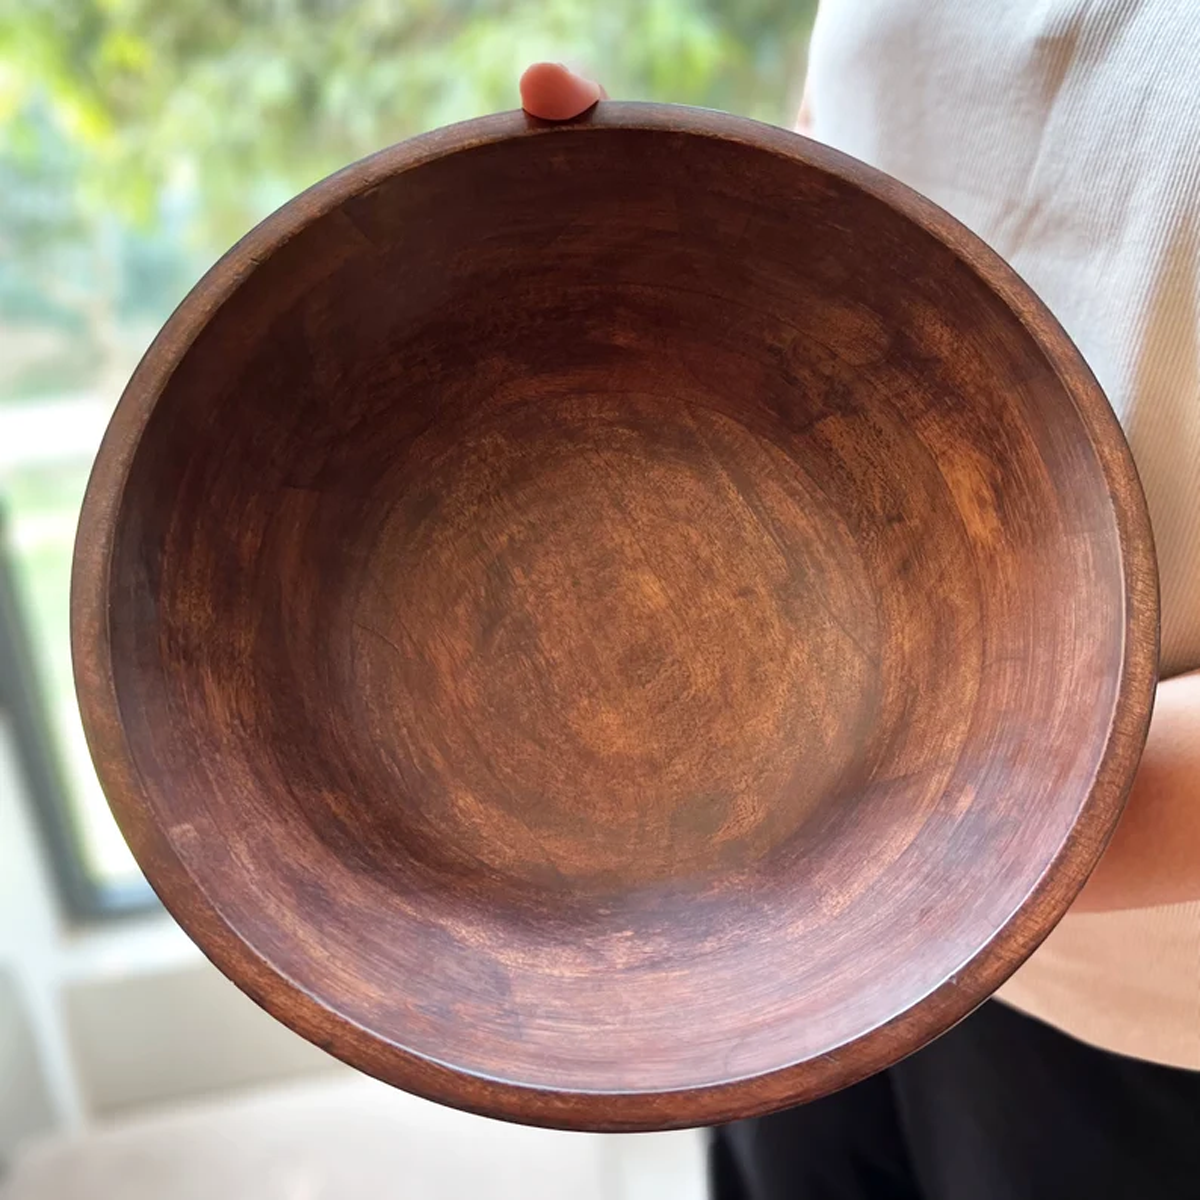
[
  {"xmin": 1073, "ymin": 669, "xmax": 1200, "ymax": 912},
  {"xmin": 519, "ymin": 62, "xmax": 607, "ymax": 121}
]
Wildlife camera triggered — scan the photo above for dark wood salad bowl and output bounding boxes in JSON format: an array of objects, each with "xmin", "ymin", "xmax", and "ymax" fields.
[{"xmin": 72, "ymin": 103, "xmax": 1157, "ymax": 1131}]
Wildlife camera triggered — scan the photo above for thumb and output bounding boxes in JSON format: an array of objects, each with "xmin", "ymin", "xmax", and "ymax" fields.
[{"xmin": 520, "ymin": 62, "xmax": 606, "ymax": 121}]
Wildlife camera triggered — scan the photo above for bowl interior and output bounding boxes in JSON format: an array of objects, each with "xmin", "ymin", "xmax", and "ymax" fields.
[{"xmin": 92, "ymin": 111, "xmax": 1143, "ymax": 1121}]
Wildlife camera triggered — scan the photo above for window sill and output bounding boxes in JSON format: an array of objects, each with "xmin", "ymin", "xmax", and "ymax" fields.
[{"xmin": 56, "ymin": 910, "xmax": 200, "ymax": 984}]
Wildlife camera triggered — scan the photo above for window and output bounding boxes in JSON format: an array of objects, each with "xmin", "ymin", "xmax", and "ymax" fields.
[
  {"xmin": 1, "ymin": 499, "xmax": 155, "ymax": 916},
  {"xmin": 1, "ymin": 0, "xmax": 817, "ymax": 919}
]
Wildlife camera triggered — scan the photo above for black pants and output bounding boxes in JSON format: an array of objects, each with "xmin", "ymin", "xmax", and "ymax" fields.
[{"xmin": 710, "ymin": 1001, "xmax": 1200, "ymax": 1199}]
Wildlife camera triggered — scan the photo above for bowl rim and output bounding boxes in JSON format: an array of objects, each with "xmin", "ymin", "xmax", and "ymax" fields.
[{"xmin": 71, "ymin": 100, "xmax": 1159, "ymax": 1132}]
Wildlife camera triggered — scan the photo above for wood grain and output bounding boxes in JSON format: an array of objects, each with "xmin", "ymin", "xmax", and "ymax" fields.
[{"xmin": 71, "ymin": 103, "xmax": 1159, "ymax": 1131}]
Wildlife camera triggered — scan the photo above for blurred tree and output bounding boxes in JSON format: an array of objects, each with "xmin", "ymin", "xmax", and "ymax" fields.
[{"xmin": 0, "ymin": 0, "xmax": 815, "ymax": 393}]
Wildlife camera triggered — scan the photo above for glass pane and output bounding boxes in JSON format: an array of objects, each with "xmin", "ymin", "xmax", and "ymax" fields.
[
  {"xmin": 3, "ymin": 457, "xmax": 141, "ymax": 889},
  {"xmin": 2, "ymin": 0, "xmax": 818, "ymax": 903}
]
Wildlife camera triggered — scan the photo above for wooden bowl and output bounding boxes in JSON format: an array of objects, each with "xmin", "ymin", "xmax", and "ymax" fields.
[{"xmin": 73, "ymin": 104, "xmax": 1157, "ymax": 1131}]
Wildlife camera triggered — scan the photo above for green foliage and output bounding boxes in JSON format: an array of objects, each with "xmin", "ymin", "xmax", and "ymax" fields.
[{"xmin": 1, "ymin": 0, "xmax": 815, "ymax": 385}]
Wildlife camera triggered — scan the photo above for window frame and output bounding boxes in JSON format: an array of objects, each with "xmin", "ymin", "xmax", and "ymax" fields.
[{"xmin": 0, "ymin": 500, "xmax": 157, "ymax": 921}]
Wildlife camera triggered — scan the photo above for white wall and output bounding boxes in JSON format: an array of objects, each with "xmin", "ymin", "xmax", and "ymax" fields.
[
  {"xmin": 0, "ymin": 967, "xmax": 58, "ymax": 1168},
  {"xmin": 0, "ymin": 714, "xmax": 83, "ymax": 1155}
]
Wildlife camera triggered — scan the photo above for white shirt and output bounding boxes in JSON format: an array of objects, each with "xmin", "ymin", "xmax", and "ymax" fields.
[{"xmin": 807, "ymin": 0, "xmax": 1200, "ymax": 1066}]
